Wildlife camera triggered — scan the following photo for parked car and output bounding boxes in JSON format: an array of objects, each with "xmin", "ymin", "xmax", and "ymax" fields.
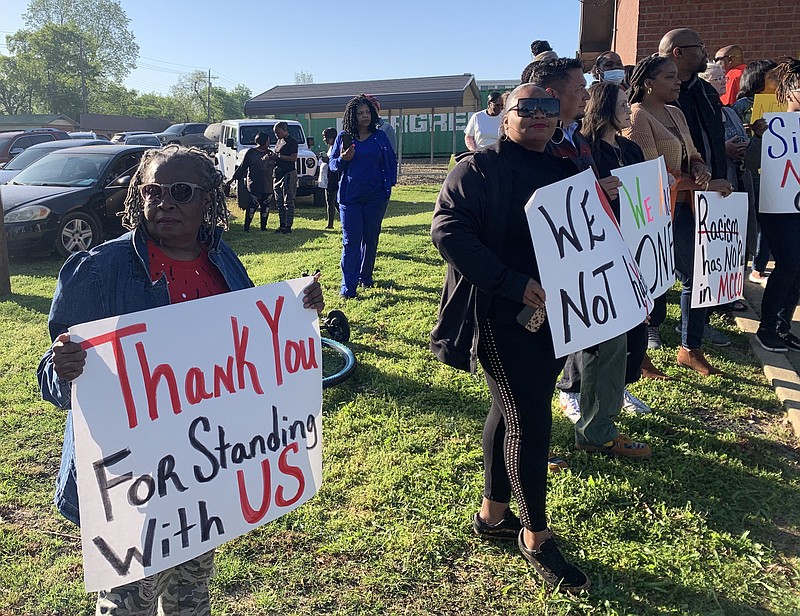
[
  {"xmin": 0, "ymin": 128, "xmax": 71, "ymax": 165},
  {"xmin": 215, "ymin": 119, "xmax": 324, "ymax": 207},
  {"xmin": 2, "ymin": 144, "xmax": 151, "ymax": 257},
  {"xmin": 155, "ymin": 123, "xmax": 213, "ymax": 149},
  {"xmin": 69, "ymin": 131, "xmax": 103, "ymax": 140},
  {"xmin": 0, "ymin": 139, "xmax": 107, "ymax": 184},
  {"xmin": 120, "ymin": 134, "xmax": 162, "ymax": 147},
  {"xmin": 110, "ymin": 131, "xmax": 154, "ymax": 143}
]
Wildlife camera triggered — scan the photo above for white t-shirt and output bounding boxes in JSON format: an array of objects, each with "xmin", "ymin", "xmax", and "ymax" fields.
[{"xmin": 464, "ymin": 110, "xmax": 503, "ymax": 149}]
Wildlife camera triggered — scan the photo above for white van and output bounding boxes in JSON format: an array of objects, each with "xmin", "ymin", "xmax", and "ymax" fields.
[{"xmin": 215, "ymin": 119, "xmax": 324, "ymax": 206}]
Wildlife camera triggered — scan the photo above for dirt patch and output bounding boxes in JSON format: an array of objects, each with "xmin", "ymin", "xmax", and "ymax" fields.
[{"xmin": 397, "ymin": 158, "xmax": 449, "ymax": 186}]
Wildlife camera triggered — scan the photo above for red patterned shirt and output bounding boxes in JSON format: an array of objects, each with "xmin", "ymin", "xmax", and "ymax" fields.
[{"xmin": 147, "ymin": 240, "xmax": 229, "ymax": 304}]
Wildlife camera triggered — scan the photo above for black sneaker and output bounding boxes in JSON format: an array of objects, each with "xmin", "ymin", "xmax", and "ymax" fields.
[
  {"xmin": 518, "ymin": 531, "xmax": 590, "ymax": 593},
  {"xmin": 472, "ymin": 509, "xmax": 522, "ymax": 540},
  {"xmin": 781, "ymin": 332, "xmax": 800, "ymax": 351},
  {"xmin": 755, "ymin": 330, "xmax": 788, "ymax": 352}
]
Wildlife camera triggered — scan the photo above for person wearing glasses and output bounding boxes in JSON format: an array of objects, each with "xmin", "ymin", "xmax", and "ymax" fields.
[
  {"xmin": 528, "ymin": 58, "xmax": 651, "ymax": 460},
  {"xmin": 464, "ymin": 91, "xmax": 504, "ymax": 150},
  {"xmin": 37, "ymin": 145, "xmax": 324, "ymax": 614},
  {"xmin": 714, "ymin": 45, "xmax": 746, "ymax": 106},
  {"xmin": 432, "ymin": 84, "xmax": 590, "ymax": 593}
]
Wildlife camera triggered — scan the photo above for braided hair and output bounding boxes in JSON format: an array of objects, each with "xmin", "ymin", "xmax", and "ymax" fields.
[
  {"xmin": 121, "ymin": 145, "xmax": 229, "ymax": 237},
  {"xmin": 774, "ymin": 57, "xmax": 800, "ymax": 106},
  {"xmin": 341, "ymin": 95, "xmax": 378, "ymax": 139},
  {"xmin": 628, "ymin": 55, "xmax": 675, "ymax": 104}
]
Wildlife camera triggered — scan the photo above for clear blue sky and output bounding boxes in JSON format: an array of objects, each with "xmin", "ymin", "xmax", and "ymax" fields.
[{"xmin": 2, "ymin": 0, "xmax": 582, "ymax": 96}]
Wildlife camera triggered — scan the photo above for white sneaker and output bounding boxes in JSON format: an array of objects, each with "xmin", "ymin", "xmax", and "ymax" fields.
[
  {"xmin": 621, "ymin": 388, "xmax": 652, "ymax": 414},
  {"xmin": 559, "ymin": 391, "xmax": 581, "ymax": 424}
]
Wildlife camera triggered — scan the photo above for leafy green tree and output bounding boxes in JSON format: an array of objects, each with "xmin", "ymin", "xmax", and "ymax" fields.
[
  {"xmin": 23, "ymin": 0, "xmax": 138, "ymax": 80},
  {"xmin": 5, "ymin": 23, "xmax": 101, "ymax": 118}
]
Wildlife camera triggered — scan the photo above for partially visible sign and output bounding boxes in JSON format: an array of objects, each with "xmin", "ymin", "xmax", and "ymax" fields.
[
  {"xmin": 760, "ymin": 112, "xmax": 800, "ymax": 213},
  {"xmin": 750, "ymin": 94, "xmax": 787, "ymax": 124},
  {"xmin": 525, "ymin": 168, "xmax": 652, "ymax": 357},
  {"xmin": 691, "ymin": 192, "xmax": 748, "ymax": 308},
  {"xmin": 613, "ymin": 156, "xmax": 675, "ymax": 298},
  {"xmin": 70, "ymin": 278, "xmax": 322, "ymax": 591}
]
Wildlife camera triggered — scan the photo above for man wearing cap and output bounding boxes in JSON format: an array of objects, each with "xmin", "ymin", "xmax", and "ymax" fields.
[
  {"xmin": 361, "ymin": 93, "xmax": 397, "ymax": 153},
  {"xmin": 464, "ymin": 91, "xmax": 504, "ymax": 151}
]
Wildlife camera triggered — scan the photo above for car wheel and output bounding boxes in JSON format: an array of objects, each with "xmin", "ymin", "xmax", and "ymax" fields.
[{"xmin": 56, "ymin": 210, "xmax": 102, "ymax": 258}]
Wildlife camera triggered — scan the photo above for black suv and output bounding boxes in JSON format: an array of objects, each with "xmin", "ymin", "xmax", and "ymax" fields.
[{"xmin": 0, "ymin": 129, "xmax": 71, "ymax": 165}]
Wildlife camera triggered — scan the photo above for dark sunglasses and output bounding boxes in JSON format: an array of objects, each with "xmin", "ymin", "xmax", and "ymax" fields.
[
  {"xmin": 714, "ymin": 54, "xmax": 732, "ymax": 62},
  {"xmin": 509, "ymin": 97, "xmax": 561, "ymax": 118},
  {"xmin": 676, "ymin": 43, "xmax": 706, "ymax": 51},
  {"xmin": 139, "ymin": 182, "xmax": 207, "ymax": 205}
]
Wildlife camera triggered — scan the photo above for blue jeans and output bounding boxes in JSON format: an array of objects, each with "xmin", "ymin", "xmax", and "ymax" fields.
[
  {"xmin": 339, "ymin": 192, "xmax": 388, "ymax": 296},
  {"xmin": 673, "ymin": 202, "xmax": 707, "ymax": 349},
  {"xmin": 758, "ymin": 213, "xmax": 800, "ymax": 334}
]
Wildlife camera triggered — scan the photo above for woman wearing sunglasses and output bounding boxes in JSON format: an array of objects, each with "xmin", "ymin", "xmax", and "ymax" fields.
[
  {"xmin": 37, "ymin": 145, "xmax": 324, "ymax": 614},
  {"xmin": 432, "ymin": 84, "xmax": 590, "ymax": 593}
]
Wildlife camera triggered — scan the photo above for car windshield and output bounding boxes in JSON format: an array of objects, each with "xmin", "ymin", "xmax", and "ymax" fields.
[
  {"xmin": 11, "ymin": 152, "xmax": 115, "ymax": 187},
  {"xmin": 239, "ymin": 125, "xmax": 305, "ymax": 146},
  {"xmin": 126, "ymin": 135, "xmax": 161, "ymax": 146},
  {"xmin": 164, "ymin": 125, "xmax": 184, "ymax": 134},
  {"xmin": 3, "ymin": 147, "xmax": 54, "ymax": 171}
]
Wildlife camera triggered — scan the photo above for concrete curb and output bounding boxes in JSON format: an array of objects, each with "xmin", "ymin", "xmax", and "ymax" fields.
[{"xmin": 735, "ymin": 282, "xmax": 800, "ymax": 439}]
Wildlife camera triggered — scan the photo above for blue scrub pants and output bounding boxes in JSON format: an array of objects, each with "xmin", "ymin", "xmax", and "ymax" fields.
[{"xmin": 339, "ymin": 192, "xmax": 388, "ymax": 297}]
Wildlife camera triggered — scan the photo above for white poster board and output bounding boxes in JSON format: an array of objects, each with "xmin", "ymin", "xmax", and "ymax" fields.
[
  {"xmin": 69, "ymin": 278, "xmax": 322, "ymax": 592},
  {"xmin": 525, "ymin": 168, "xmax": 653, "ymax": 357},
  {"xmin": 613, "ymin": 156, "xmax": 675, "ymax": 298},
  {"xmin": 691, "ymin": 192, "xmax": 749, "ymax": 308},
  {"xmin": 759, "ymin": 112, "xmax": 800, "ymax": 214}
]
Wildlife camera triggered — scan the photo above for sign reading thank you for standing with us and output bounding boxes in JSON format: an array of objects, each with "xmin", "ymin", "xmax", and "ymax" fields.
[{"xmin": 68, "ymin": 278, "xmax": 323, "ymax": 592}]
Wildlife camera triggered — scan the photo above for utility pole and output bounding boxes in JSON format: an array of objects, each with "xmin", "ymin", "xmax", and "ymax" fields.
[{"xmin": 206, "ymin": 69, "xmax": 217, "ymax": 124}]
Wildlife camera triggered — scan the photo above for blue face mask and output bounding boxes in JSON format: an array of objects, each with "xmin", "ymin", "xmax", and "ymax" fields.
[{"xmin": 602, "ymin": 69, "xmax": 626, "ymax": 84}]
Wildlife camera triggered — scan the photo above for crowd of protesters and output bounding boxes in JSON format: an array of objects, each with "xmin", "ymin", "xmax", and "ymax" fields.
[{"xmin": 433, "ymin": 29, "xmax": 800, "ymax": 593}]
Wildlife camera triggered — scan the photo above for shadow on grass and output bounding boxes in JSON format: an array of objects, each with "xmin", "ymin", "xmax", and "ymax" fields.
[{"xmin": 1, "ymin": 292, "xmax": 54, "ymax": 315}]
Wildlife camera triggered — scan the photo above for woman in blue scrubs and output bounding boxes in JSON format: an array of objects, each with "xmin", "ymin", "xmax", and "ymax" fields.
[{"xmin": 329, "ymin": 95, "xmax": 397, "ymax": 298}]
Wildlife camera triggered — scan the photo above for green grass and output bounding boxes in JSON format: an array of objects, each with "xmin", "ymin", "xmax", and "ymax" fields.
[{"xmin": 1, "ymin": 186, "xmax": 799, "ymax": 615}]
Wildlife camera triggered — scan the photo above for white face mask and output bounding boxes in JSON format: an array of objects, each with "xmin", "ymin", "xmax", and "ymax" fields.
[{"xmin": 602, "ymin": 69, "xmax": 626, "ymax": 84}]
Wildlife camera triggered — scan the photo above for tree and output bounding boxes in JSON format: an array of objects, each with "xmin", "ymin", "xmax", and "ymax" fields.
[
  {"xmin": 294, "ymin": 71, "xmax": 314, "ymax": 85},
  {"xmin": 0, "ymin": 55, "xmax": 33, "ymax": 115},
  {"xmin": 23, "ymin": 0, "xmax": 138, "ymax": 80},
  {"xmin": 5, "ymin": 23, "xmax": 101, "ymax": 118}
]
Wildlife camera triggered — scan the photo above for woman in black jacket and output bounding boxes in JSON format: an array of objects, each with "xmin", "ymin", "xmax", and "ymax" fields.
[
  {"xmin": 431, "ymin": 84, "xmax": 589, "ymax": 593},
  {"xmin": 583, "ymin": 81, "xmax": 664, "ymax": 389}
]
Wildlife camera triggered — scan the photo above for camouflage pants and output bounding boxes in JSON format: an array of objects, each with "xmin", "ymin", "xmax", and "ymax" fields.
[{"xmin": 95, "ymin": 550, "xmax": 214, "ymax": 615}]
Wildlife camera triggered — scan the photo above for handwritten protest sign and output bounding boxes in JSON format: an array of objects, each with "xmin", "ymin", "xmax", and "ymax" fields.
[
  {"xmin": 69, "ymin": 278, "xmax": 322, "ymax": 592},
  {"xmin": 525, "ymin": 168, "xmax": 653, "ymax": 357},
  {"xmin": 691, "ymin": 192, "xmax": 748, "ymax": 308},
  {"xmin": 760, "ymin": 112, "xmax": 800, "ymax": 213},
  {"xmin": 613, "ymin": 156, "xmax": 675, "ymax": 298},
  {"xmin": 750, "ymin": 94, "xmax": 787, "ymax": 124}
]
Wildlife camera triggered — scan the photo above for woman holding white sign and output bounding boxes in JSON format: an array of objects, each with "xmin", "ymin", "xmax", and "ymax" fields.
[
  {"xmin": 753, "ymin": 58, "xmax": 800, "ymax": 352},
  {"xmin": 583, "ymin": 81, "xmax": 667, "ymax": 393},
  {"xmin": 432, "ymin": 84, "xmax": 590, "ymax": 593},
  {"xmin": 37, "ymin": 146, "xmax": 325, "ymax": 614},
  {"xmin": 627, "ymin": 55, "xmax": 733, "ymax": 376}
]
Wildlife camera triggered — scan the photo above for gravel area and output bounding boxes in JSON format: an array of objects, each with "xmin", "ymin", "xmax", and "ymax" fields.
[{"xmin": 397, "ymin": 157, "xmax": 450, "ymax": 185}]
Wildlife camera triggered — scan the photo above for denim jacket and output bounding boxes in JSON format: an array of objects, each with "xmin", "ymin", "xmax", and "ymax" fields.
[{"xmin": 37, "ymin": 225, "xmax": 253, "ymax": 525}]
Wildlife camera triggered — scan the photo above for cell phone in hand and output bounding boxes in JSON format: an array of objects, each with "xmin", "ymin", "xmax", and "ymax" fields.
[
  {"xmin": 341, "ymin": 134, "xmax": 353, "ymax": 150},
  {"xmin": 517, "ymin": 305, "xmax": 546, "ymax": 333}
]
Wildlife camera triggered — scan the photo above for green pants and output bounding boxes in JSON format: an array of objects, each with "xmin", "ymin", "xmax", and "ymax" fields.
[
  {"xmin": 95, "ymin": 550, "xmax": 214, "ymax": 616},
  {"xmin": 574, "ymin": 333, "xmax": 627, "ymax": 447}
]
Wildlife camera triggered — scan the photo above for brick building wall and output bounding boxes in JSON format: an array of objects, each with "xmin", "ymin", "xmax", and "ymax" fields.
[{"xmin": 614, "ymin": 0, "xmax": 800, "ymax": 65}]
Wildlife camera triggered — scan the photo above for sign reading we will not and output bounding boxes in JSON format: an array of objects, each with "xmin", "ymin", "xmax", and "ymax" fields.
[
  {"xmin": 69, "ymin": 278, "xmax": 322, "ymax": 592},
  {"xmin": 525, "ymin": 168, "xmax": 653, "ymax": 357},
  {"xmin": 760, "ymin": 112, "xmax": 800, "ymax": 213},
  {"xmin": 691, "ymin": 191, "xmax": 749, "ymax": 308},
  {"xmin": 613, "ymin": 156, "xmax": 675, "ymax": 298}
]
